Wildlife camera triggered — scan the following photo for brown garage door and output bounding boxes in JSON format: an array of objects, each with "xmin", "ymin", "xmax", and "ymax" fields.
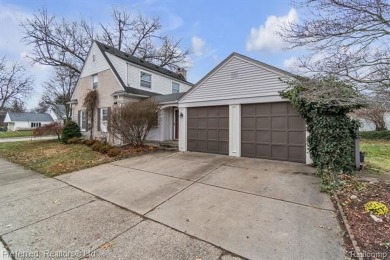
[
  {"xmin": 187, "ymin": 106, "xmax": 229, "ymax": 155},
  {"xmin": 241, "ymin": 102, "xmax": 306, "ymax": 163}
]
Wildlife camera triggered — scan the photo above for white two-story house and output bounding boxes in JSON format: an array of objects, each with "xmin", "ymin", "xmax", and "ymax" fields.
[{"xmin": 69, "ymin": 40, "xmax": 193, "ymax": 144}]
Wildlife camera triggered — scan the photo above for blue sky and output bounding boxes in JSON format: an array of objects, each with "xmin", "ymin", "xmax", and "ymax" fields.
[{"xmin": 0, "ymin": 0, "xmax": 303, "ymax": 109}]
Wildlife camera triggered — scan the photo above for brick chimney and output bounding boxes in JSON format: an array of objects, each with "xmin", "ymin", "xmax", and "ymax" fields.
[{"xmin": 177, "ymin": 68, "xmax": 187, "ymax": 80}]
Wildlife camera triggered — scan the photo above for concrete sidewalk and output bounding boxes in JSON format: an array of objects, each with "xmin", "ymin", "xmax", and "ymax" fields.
[{"xmin": 0, "ymin": 158, "xmax": 238, "ymax": 260}]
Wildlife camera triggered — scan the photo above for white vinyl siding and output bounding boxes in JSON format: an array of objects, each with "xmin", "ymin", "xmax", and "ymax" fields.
[
  {"xmin": 140, "ymin": 72, "xmax": 152, "ymax": 88},
  {"xmin": 172, "ymin": 82, "xmax": 180, "ymax": 93},
  {"xmin": 79, "ymin": 43, "xmax": 110, "ymax": 78},
  {"xmin": 105, "ymin": 52, "xmax": 192, "ymax": 95},
  {"xmin": 181, "ymin": 56, "xmax": 290, "ymax": 103}
]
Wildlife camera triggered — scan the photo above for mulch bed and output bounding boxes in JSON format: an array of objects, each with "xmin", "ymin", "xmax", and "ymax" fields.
[{"xmin": 336, "ymin": 177, "xmax": 390, "ymax": 259}]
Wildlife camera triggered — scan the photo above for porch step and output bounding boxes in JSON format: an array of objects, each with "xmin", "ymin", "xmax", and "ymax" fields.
[{"xmin": 159, "ymin": 141, "xmax": 178, "ymax": 151}]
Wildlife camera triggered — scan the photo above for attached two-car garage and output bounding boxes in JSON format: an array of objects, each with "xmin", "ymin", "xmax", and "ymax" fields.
[
  {"xmin": 179, "ymin": 53, "xmax": 310, "ymax": 164},
  {"xmin": 185, "ymin": 102, "xmax": 306, "ymax": 163}
]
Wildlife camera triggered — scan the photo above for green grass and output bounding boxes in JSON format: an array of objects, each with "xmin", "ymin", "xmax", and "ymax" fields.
[
  {"xmin": 360, "ymin": 139, "xmax": 390, "ymax": 173},
  {"xmin": 0, "ymin": 140, "xmax": 115, "ymax": 176},
  {"xmin": 0, "ymin": 130, "xmax": 33, "ymax": 138}
]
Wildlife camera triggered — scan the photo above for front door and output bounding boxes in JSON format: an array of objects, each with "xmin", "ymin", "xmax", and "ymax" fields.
[{"xmin": 174, "ymin": 108, "xmax": 179, "ymax": 140}]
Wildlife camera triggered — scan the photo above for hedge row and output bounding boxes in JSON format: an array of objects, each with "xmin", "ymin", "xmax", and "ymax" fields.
[{"xmin": 359, "ymin": 130, "xmax": 390, "ymax": 140}]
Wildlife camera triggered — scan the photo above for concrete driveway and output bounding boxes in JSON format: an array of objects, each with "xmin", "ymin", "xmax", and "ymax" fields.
[{"xmin": 0, "ymin": 151, "xmax": 345, "ymax": 259}]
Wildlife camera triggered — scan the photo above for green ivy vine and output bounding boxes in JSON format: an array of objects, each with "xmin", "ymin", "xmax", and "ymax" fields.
[{"xmin": 280, "ymin": 78, "xmax": 363, "ymax": 191}]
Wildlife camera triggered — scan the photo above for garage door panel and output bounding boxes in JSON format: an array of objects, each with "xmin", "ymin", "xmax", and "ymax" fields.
[
  {"xmin": 288, "ymin": 116, "xmax": 305, "ymax": 130},
  {"xmin": 271, "ymin": 145, "xmax": 288, "ymax": 159},
  {"xmin": 271, "ymin": 103, "xmax": 287, "ymax": 114},
  {"xmin": 242, "ymin": 102, "xmax": 306, "ymax": 163},
  {"xmin": 219, "ymin": 142, "xmax": 229, "ymax": 154},
  {"xmin": 256, "ymin": 144, "xmax": 270, "ymax": 157},
  {"xmin": 188, "ymin": 129, "xmax": 198, "ymax": 139},
  {"xmin": 271, "ymin": 131, "xmax": 287, "ymax": 144},
  {"xmin": 219, "ymin": 118, "xmax": 229, "ymax": 128},
  {"xmin": 289, "ymin": 131, "xmax": 305, "ymax": 144},
  {"xmin": 242, "ymin": 143, "xmax": 255, "ymax": 157},
  {"xmin": 242, "ymin": 130, "xmax": 255, "ymax": 142},
  {"xmin": 187, "ymin": 106, "xmax": 229, "ymax": 155},
  {"xmin": 219, "ymin": 129, "xmax": 229, "ymax": 140},
  {"xmin": 198, "ymin": 130, "xmax": 207, "ymax": 140},
  {"xmin": 256, "ymin": 130, "xmax": 270, "ymax": 143},
  {"xmin": 271, "ymin": 117, "xmax": 287, "ymax": 129},
  {"xmin": 256, "ymin": 117, "xmax": 270, "ymax": 129},
  {"xmin": 242, "ymin": 117, "xmax": 255, "ymax": 128},
  {"xmin": 207, "ymin": 129, "xmax": 217, "ymax": 140},
  {"xmin": 255, "ymin": 103, "xmax": 271, "ymax": 115},
  {"xmin": 289, "ymin": 146, "xmax": 306, "ymax": 162},
  {"xmin": 242, "ymin": 104, "xmax": 255, "ymax": 115}
]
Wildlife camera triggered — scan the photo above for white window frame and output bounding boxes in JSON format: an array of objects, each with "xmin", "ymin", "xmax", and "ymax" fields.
[
  {"xmin": 80, "ymin": 111, "xmax": 87, "ymax": 131},
  {"xmin": 172, "ymin": 82, "xmax": 180, "ymax": 93},
  {"xmin": 100, "ymin": 108, "xmax": 108, "ymax": 133},
  {"xmin": 140, "ymin": 71, "xmax": 152, "ymax": 88},
  {"xmin": 92, "ymin": 74, "xmax": 98, "ymax": 90}
]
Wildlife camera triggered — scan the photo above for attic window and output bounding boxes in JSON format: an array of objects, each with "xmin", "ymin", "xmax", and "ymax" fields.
[{"xmin": 92, "ymin": 55, "xmax": 96, "ymax": 62}]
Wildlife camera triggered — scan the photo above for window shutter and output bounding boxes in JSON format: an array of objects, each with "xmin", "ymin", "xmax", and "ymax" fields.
[
  {"xmin": 107, "ymin": 107, "xmax": 111, "ymax": 132},
  {"xmin": 97, "ymin": 108, "xmax": 101, "ymax": 131},
  {"xmin": 85, "ymin": 111, "xmax": 89, "ymax": 131},
  {"xmin": 78, "ymin": 110, "xmax": 81, "ymax": 126}
]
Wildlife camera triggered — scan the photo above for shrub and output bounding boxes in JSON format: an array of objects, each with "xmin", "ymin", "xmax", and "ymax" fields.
[
  {"xmin": 91, "ymin": 142, "xmax": 103, "ymax": 151},
  {"xmin": 99, "ymin": 145, "xmax": 112, "ymax": 154},
  {"xmin": 359, "ymin": 130, "xmax": 390, "ymax": 140},
  {"xmin": 33, "ymin": 122, "xmax": 63, "ymax": 140},
  {"xmin": 364, "ymin": 201, "xmax": 389, "ymax": 216},
  {"xmin": 107, "ymin": 147, "xmax": 121, "ymax": 157},
  {"xmin": 109, "ymin": 99, "xmax": 158, "ymax": 146},
  {"xmin": 61, "ymin": 121, "xmax": 82, "ymax": 143},
  {"xmin": 67, "ymin": 137, "xmax": 81, "ymax": 144}
]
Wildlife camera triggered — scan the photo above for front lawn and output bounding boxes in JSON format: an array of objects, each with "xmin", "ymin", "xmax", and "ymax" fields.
[
  {"xmin": 360, "ymin": 139, "xmax": 390, "ymax": 173},
  {"xmin": 0, "ymin": 140, "xmax": 154, "ymax": 177},
  {"xmin": 0, "ymin": 130, "xmax": 33, "ymax": 138}
]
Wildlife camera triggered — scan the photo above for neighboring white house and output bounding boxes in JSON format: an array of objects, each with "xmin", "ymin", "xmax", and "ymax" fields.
[
  {"xmin": 47, "ymin": 105, "xmax": 67, "ymax": 124},
  {"xmin": 69, "ymin": 41, "xmax": 193, "ymax": 143},
  {"xmin": 4, "ymin": 112, "xmax": 54, "ymax": 131},
  {"xmin": 177, "ymin": 52, "xmax": 312, "ymax": 164},
  {"xmin": 356, "ymin": 113, "xmax": 390, "ymax": 131}
]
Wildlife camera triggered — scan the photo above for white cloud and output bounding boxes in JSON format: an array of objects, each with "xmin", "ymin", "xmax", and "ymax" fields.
[
  {"xmin": 192, "ymin": 36, "xmax": 206, "ymax": 56},
  {"xmin": 246, "ymin": 8, "xmax": 298, "ymax": 52}
]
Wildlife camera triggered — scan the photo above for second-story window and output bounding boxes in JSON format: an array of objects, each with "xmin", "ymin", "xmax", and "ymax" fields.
[
  {"xmin": 172, "ymin": 82, "xmax": 180, "ymax": 93},
  {"xmin": 140, "ymin": 72, "xmax": 151, "ymax": 88},
  {"xmin": 92, "ymin": 74, "xmax": 98, "ymax": 90}
]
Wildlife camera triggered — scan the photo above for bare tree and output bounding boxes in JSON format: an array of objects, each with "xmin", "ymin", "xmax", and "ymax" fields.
[
  {"xmin": 21, "ymin": 7, "xmax": 191, "ymax": 74},
  {"xmin": 40, "ymin": 67, "xmax": 78, "ymax": 119},
  {"xmin": 0, "ymin": 56, "xmax": 33, "ymax": 111},
  {"xmin": 353, "ymin": 93, "xmax": 388, "ymax": 131},
  {"xmin": 109, "ymin": 100, "xmax": 158, "ymax": 146},
  {"xmin": 280, "ymin": 0, "xmax": 390, "ymax": 93}
]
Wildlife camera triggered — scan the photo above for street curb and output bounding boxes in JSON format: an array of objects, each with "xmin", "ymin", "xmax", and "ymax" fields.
[{"xmin": 333, "ymin": 192, "xmax": 363, "ymax": 260}]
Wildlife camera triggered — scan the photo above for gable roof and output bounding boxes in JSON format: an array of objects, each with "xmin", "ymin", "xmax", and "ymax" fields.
[
  {"xmin": 179, "ymin": 52, "xmax": 296, "ymax": 103},
  {"xmin": 5, "ymin": 112, "xmax": 53, "ymax": 122},
  {"xmin": 94, "ymin": 41, "xmax": 193, "ymax": 97}
]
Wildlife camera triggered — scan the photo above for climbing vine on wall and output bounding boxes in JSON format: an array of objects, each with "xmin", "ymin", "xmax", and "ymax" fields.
[
  {"xmin": 83, "ymin": 90, "xmax": 98, "ymax": 140},
  {"xmin": 280, "ymin": 77, "xmax": 364, "ymax": 191}
]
